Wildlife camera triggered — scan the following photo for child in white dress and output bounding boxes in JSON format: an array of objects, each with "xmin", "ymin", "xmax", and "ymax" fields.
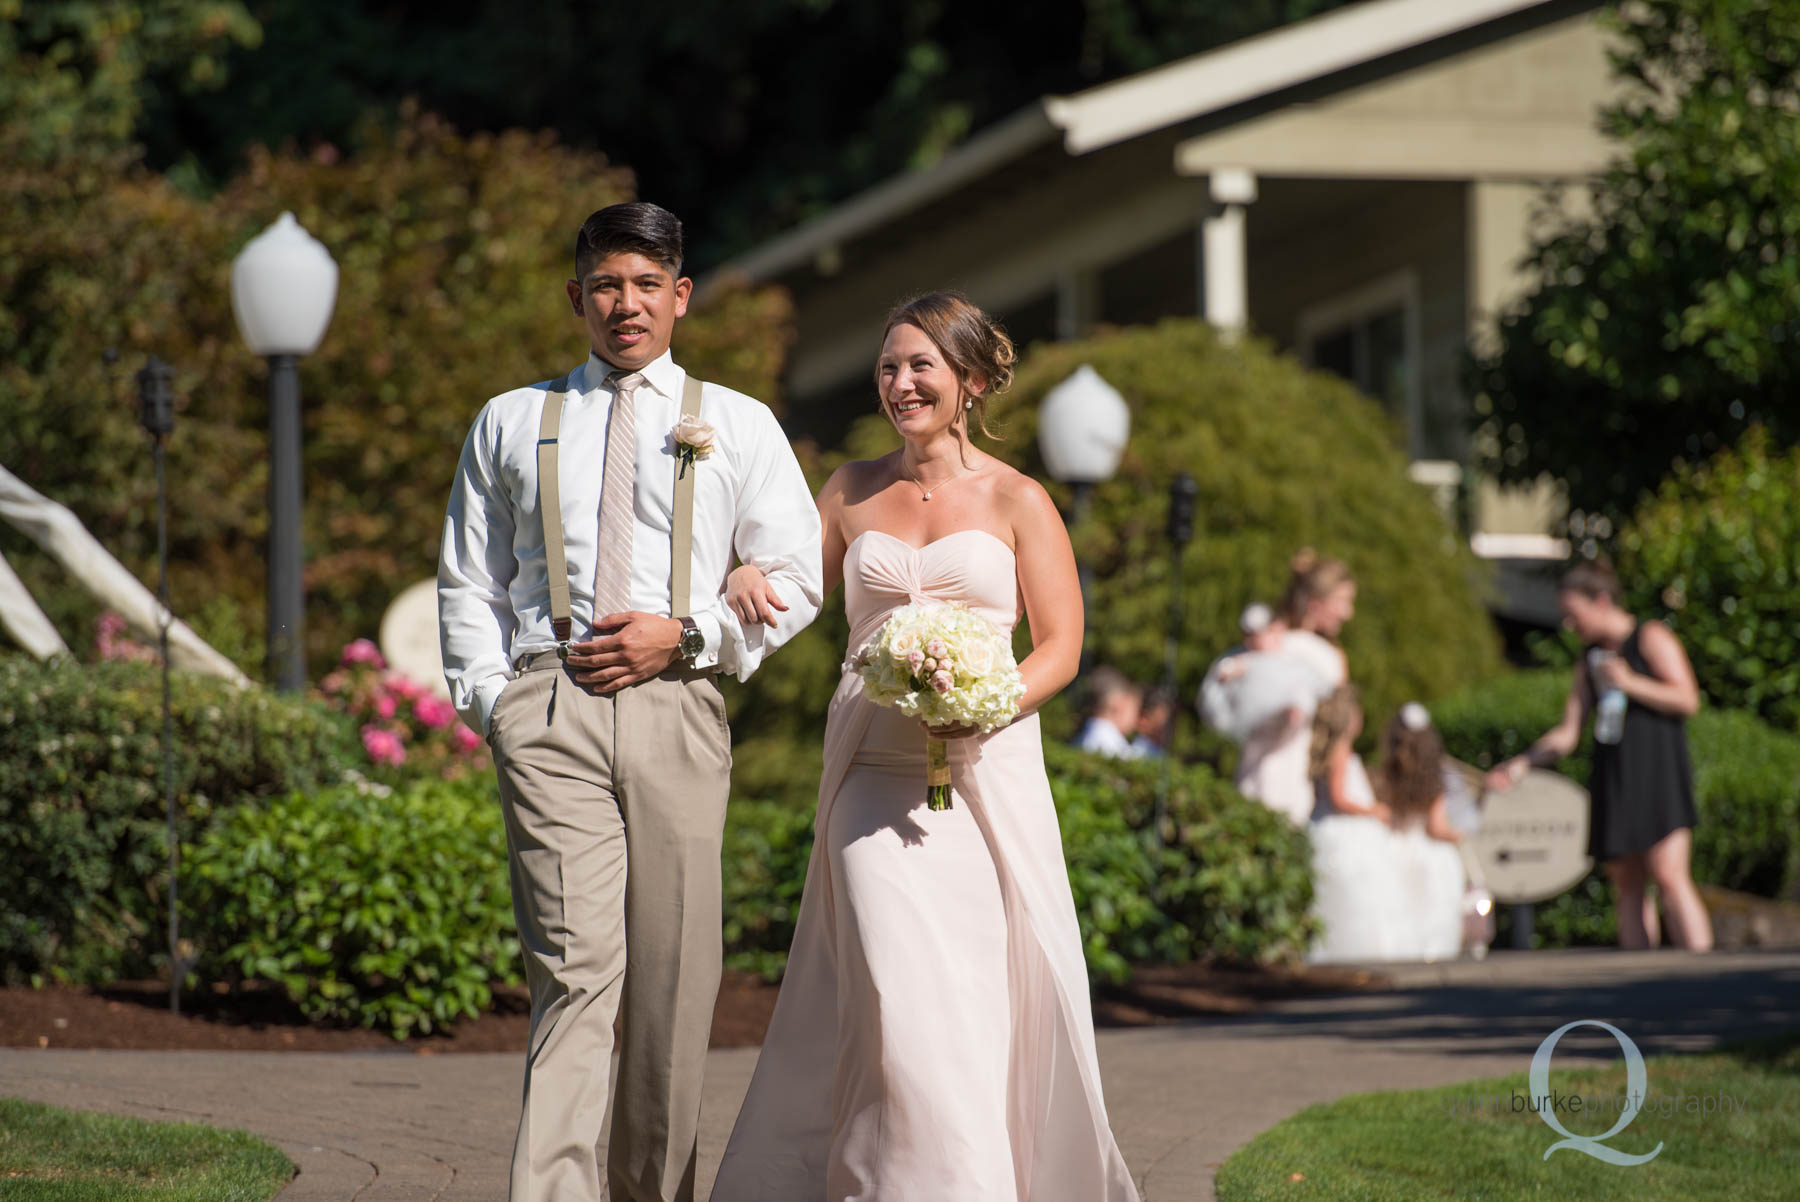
[{"xmin": 1307, "ymin": 695, "xmax": 1466, "ymax": 963}]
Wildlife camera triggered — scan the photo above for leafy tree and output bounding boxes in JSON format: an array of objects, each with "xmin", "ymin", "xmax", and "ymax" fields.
[
  {"xmin": 132, "ymin": 0, "xmax": 1363, "ymax": 267},
  {"xmin": 1473, "ymin": 0, "xmax": 1800, "ymax": 525},
  {"xmin": 0, "ymin": 104, "xmax": 792, "ymax": 677},
  {"xmin": 1617, "ymin": 426, "xmax": 1800, "ymax": 733},
  {"xmin": 0, "ymin": 0, "xmax": 257, "ymax": 165}
]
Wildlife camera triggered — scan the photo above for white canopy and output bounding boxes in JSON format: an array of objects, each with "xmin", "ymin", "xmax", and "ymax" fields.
[{"xmin": 0, "ymin": 464, "xmax": 251, "ymax": 687}]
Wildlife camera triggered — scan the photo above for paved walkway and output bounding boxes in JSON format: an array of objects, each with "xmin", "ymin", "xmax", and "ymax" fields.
[{"xmin": 3, "ymin": 949, "xmax": 1797, "ymax": 1200}]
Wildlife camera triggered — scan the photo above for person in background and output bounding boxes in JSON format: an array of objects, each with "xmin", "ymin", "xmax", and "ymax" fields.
[
  {"xmin": 1072, "ymin": 666, "xmax": 1144, "ymax": 759},
  {"xmin": 1374, "ymin": 703, "xmax": 1467, "ymax": 961},
  {"xmin": 1132, "ymin": 686, "xmax": 1176, "ymax": 758},
  {"xmin": 1485, "ymin": 559, "xmax": 1713, "ymax": 952}
]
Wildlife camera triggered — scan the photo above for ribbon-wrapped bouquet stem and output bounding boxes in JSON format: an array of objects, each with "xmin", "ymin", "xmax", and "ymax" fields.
[{"xmin": 853, "ymin": 601, "xmax": 1026, "ymax": 810}]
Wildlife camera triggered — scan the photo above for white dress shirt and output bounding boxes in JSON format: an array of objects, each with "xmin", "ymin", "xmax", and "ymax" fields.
[
  {"xmin": 1072, "ymin": 717, "xmax": 1142, "ymax": 760},
  {"xmin": 438, "ymin": 349, "xmax": 824, "ymax": 733}
]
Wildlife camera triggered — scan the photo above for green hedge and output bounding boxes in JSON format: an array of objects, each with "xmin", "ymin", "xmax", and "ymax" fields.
[
  {"xmin": 1432, "ymin": 668, "xmax": 1800, "ymax": 946},
  {"xmin": 0, "ymin": 655, "xmax": 358, "ymax": 984},
  {"xmin": 183, "ymin": 776, "xmax": 521, "ymax": 1037},
  {"xmin": 717, "ymin": 743, "xmax": 1318, "ymax": 986},
  {"xmin": 1045, "ymin": 744, "xmax": 1318, "ymax": 974}
]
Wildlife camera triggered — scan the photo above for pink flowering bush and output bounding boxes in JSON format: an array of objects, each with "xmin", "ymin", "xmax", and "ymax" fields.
[
  {"xmin": 94, "ymin": 611, "xmax": 159, "ymax": 664},
  {"xmin": 319, "ymin": 638, "xmax": 488, "ymax": 780}
]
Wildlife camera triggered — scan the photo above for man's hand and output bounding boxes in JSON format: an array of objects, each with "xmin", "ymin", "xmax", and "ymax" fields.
[{"xmin": 566, "ymin": 612, "xmax": 683, "ymax": 693}]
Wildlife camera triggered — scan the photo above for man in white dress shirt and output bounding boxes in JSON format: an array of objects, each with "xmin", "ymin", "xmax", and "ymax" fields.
[{"xmin": 438, "ymin": 202, "xmax": 822, "ymax": 1202}]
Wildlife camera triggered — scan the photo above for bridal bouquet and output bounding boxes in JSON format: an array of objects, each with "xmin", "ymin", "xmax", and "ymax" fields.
[{"xmin": 854, "ymin": 601, "xmax": 1026, "ymax": 810}]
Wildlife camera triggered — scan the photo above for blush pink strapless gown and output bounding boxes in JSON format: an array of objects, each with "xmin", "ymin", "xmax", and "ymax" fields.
[{"xmin": 711, "ymin": 529, "xmax": 1140, "ymax": 1202}]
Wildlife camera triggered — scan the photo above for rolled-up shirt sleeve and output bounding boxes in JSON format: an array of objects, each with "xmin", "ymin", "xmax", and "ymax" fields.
[
  {"xmin": 438, "ymin": 405, "xmax": 518, "ymax": 733},
  {"xmin": 700, "ymin": 404, "xmax": 823, "ymax": 681}
]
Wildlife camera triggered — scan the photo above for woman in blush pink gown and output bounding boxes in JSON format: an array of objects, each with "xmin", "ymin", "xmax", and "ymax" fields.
[{"xmin": 710, "ymin": 292, "xmax": 1140, "ymax": 1202}]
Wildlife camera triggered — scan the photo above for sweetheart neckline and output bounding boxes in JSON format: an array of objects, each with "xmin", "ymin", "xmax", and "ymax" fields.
[{"xmin": 846, "ymin": 527, "xmax": 1016, "ymax": 559}]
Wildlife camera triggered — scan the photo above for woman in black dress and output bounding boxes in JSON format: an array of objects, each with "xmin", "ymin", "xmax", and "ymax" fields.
[{"xmin": 1486, "ymin": 560, "xmax": 1713, "ymax": 951}]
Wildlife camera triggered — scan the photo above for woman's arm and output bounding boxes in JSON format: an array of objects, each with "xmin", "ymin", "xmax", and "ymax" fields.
[
  {"xmin": 1325, "ymin": 741, "xmax": 1380, "ymax": 817},
  {"xmin": 1009, "ymin": 477, "xmax": 1083, "ymax": 717},
  {"xmin": 1607, "ymin": 621, "xmax": 1701, "ymax": 718},
  {"xmin": 1424, "ymin": 794, "xmax": 1461, "ymax": 843},
  {"xmin": 1486, "ymin": 663, "xmax": 1591, "ymax": 789},
  {"xmin": 725, "ymin": 464, "xmax": 849, "ymax": 626}
]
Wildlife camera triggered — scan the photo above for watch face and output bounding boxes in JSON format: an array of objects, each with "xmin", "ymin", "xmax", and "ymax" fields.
[{"xmin": 680, "ymin": 627, "xmax": 706, "ymax": 658}]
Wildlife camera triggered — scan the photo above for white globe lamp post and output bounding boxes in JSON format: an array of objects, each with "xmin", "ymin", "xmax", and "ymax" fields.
[
  {"xmin": 1037, "ymin": 365, "xmax": 1130, "ymax": 674},
  {"xmin": 230, "ymin": 212, "xmax": 338, "ymax": 692}
]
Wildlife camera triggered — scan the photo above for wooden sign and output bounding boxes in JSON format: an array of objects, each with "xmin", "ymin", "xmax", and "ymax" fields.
[{"xmin": 1464, "ymin": 766, "xmax": 1594, "ymax": 904}]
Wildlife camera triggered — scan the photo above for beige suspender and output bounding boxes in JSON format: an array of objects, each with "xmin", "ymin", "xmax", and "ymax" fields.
[
  {"xmin": 535, "ymin": 370, "xmax": 706, "ymax": 657},
  {"xmin": 671, "ymin": 373, "xmax": 703, "ymax": 621},
  {"xmin": 536, "ymin": 375, "xmax": 574, "ymax": 652}
]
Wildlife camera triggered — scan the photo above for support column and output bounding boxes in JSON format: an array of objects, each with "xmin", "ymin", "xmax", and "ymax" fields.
[
  {"xmin": 1055, "ymin": 268, "xmax": 1101, "ymax": 341},
  {"xmin": 1199, "ymin": 167, "xmax": 1257, "ymax": 340}
]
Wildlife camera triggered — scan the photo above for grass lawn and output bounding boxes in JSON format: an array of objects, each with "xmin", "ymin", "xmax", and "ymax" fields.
[
  {"xmin": 1216, "ymin": 1030, "xmax": 1799, "ymax": 1201},
  {"xmin": 0, "ymin": 1097, "xmax": 293, "ymax": 1201}
]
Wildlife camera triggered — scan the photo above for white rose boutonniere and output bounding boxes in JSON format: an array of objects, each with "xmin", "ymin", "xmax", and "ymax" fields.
[
  {"xmin": 671, "ymin": 416, "xmax": 718, "ymax": 477},
  {"xmin": 669, "ymin": 415, "xmax": 716, "ymax": 475}
]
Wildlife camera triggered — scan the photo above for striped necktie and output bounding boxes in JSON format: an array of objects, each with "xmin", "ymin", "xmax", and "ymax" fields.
[{"xmin": 592, "ymin": 370, "xmax": 642, "ymax": 624}]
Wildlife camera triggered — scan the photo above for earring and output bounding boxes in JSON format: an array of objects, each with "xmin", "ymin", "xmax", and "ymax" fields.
[{"xmin": 965, "ymin": 400, "xmax": 973, "ymax": 410}]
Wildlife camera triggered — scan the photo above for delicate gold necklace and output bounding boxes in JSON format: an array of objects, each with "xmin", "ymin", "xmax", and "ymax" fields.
[{"xmin": 901, "ymin": 457, "xmax": 969, "ymax": 501}]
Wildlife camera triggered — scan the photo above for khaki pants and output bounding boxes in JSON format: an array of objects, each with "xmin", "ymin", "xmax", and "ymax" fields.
[{"xmin": 489, "ymin": 654, "xmax": 732, "ymax": 1202}]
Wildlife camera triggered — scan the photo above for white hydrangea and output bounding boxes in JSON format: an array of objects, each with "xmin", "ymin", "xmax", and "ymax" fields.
[{"xmin": 855, "ymin": 601, "xmax": 1025, "ymax": 732}]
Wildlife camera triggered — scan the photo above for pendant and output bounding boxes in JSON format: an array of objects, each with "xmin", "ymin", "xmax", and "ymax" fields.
[{"xmin": 922, "ymin": 491, "xmax": 932, "ymax": 500}]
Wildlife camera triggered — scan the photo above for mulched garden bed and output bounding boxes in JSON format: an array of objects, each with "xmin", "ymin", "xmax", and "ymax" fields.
[{"xmin": 0, "ymin": 962, "xmax": 1388, "ymax": 1054}]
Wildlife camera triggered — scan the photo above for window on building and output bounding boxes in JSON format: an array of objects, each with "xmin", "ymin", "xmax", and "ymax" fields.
[{"xmin": 1297, "ymin": 271, "xmax": 1423, "ymax": 458}]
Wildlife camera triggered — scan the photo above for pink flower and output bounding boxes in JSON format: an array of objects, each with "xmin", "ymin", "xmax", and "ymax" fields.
[
  {"xmin": 320, "ymin": 670, "xmax": 349, "ymax": 695},
  {"xmin": 385, "ymin": 674, "xmax": 424, "ymax": 701},
  {"xmin": 922, "ymin": 656, "xmax": 938, "ymax": 673},
  {"xmin": 925, "ymin": 639, "xmax": 948, "ymax": 661},
  {"xmin": 937, "ymin": 657, "xmax": 955, "ymax": 677},
  {"xmin": 374, "ymin": 693, "xmax": 399, "ymax": 721},
  {"xmin": 414, "ymin": 695, "xmax": 456, "ymax": 730},
  {"xmin": 930, "ymin": 670, "xmax": 953, "ymax": 694},
  {"xmin": 342, "ymin": 638, "xmax": 386, "ymax": 669},
  {"xmin": 361, "ymin": 724, "xmax": 407, "ymax": 767},
  {"xmin": 451, "ymin": 724, "xmax": 483, "ymax": 754},
  {"xmin": 906, "ymin": 649, "xmax": 926, "ymax": 673}
]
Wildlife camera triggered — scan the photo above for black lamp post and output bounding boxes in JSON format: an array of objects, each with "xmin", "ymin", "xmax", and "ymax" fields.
[
  {"xmin": 1155, "ymin": 472, "xmax": 1199, "ymax": 841},
  {"xmin": 229, "ymin": 212, "xmax": 339, "ymax": 692},
  {"xmin": 135, "ymin": 356, "xmax": 183, "ymax": 1014}
]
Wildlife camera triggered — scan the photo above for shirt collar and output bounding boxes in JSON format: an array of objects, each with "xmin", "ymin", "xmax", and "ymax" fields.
[{"xmin": 581, "ymin": 348, "xmax": 681, "ymax": 401}]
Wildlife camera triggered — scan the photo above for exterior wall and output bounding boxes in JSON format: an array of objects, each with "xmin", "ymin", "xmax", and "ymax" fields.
[
  {"xmin": 780, "ymin": 133, "xmax": 1206, "ymax": 405},
  {"xmin": 1247, "ymin": 178, "xmax": 1470, "ymax": 462}
]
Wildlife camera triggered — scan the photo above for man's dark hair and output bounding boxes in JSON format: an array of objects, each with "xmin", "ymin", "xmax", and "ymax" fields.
[{"xmin": 573, "ymin": 202, "xmax": 684, "ymax": 282}]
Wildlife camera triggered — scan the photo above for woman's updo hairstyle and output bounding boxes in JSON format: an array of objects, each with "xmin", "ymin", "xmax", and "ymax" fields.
[
  {"xmin": 877, "ymin": 290, "xmax": 1015, "ymax": 440},
  {"xmin": 1281, "ymin": 547, "xmax": 1354, "ymax": 628}
]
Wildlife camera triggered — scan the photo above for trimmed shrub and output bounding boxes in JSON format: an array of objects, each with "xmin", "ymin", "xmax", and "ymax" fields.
[
  {"xmin": 0, "ymin": 655, "xmax": 357, "ymax": 984},
  {"xmin": 183, "ymin": 775, "xmax": 520, "ymax": 1037},
  {"xmin": 1432, "ymin": 668, "xmax": 1800, "ymax": 946},
  {"xmin": 1045, "ymin": 744, "xmax": 1319, "ymax": 969},
  {"xmin": 1617, "ymin": 427, "xmax": 1800, "ymax": 734},
  {"xmin": 715, "ymin": 740, "xmax": 1317, "ymax": 985},
  {"xmin": 721, "ymin": 799, "xmax": 819, "ymax": 981},
  {"xmin": 757, "ymin": 321, "xmax": 1507, "ymax": 760}
]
